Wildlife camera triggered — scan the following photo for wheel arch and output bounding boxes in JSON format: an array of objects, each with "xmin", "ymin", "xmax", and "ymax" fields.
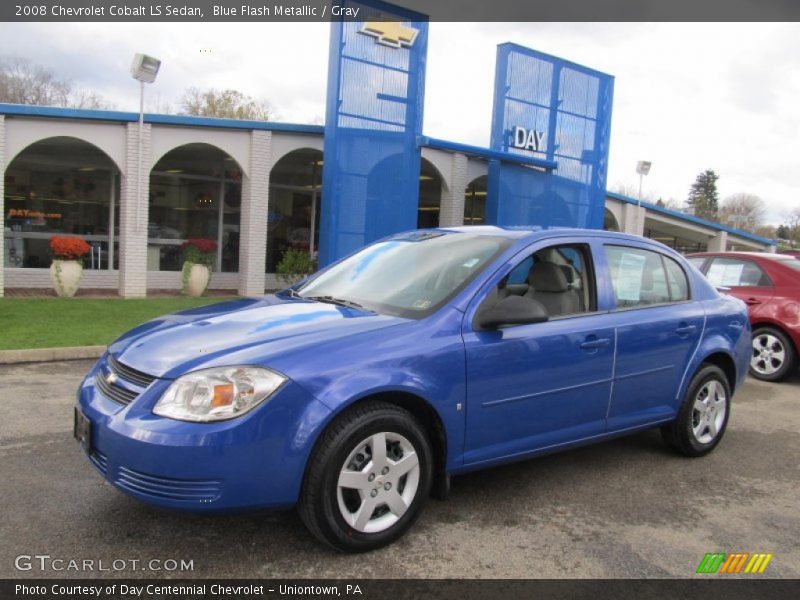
[
  {"xmin": 303, "ymin": 389, "xmax": 449, "ymax": 500},
  {"xmin": 699, "ymin": 351, "xmax": 738, "ymax": 394}
]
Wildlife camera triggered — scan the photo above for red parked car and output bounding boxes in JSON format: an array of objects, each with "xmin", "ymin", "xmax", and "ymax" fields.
[{"xmin": 688, "ymin": 252, "xmax": 800, "ymax": 381}]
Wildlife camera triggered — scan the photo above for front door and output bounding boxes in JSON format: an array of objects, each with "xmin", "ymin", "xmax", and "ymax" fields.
[{"xmin": 462, "ymin": 241, "xmax": 615, "ymax": 466}]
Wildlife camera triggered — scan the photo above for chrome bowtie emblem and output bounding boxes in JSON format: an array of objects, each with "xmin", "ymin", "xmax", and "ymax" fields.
[{"xmin": 106, "ymin": 372, "xmax": 118, "ymax": 385}]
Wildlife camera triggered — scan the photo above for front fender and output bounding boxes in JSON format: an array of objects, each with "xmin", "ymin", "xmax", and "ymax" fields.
[{"xmin": 305, "ymin": 368, "xmax": 464, "ymax": 471}]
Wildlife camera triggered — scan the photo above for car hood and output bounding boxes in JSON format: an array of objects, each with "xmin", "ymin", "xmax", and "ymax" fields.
[{"xmin": 107, "ymin": 296, "xmax": 408, "ymax": 379}]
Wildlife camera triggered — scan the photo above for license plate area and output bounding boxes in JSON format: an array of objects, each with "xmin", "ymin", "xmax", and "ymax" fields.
[{"xmin": 73, "ymin": 407, "xmax": 92, "ymax": 453}]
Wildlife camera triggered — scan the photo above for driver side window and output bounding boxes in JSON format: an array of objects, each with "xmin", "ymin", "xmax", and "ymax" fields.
[{"xmin": 497, "ymin": 244, "xmax": 596, "ymax": 319}]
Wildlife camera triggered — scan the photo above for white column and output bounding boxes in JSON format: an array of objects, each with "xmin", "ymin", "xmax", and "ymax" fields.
[
  {"xmin": 621, "ymin": 203, "xmax": 646, "ymax": 236},
  {"xmin": 238, "ymin": 130, "xmax": 272, "ymax": 296},
  {"xmin": 118, "ymin": 122, "xmax": 151, "ymax": 298},
  {"xmin": 438, "ymin": 152, "xmax": 468, "ymax": 228},
  {"xmin": 707, "ymin": 231, "xmax": 728, "ymax": 252},
  {"xmin": 0, "ymin": 116, "xmax": 5, "ymax": 297}
]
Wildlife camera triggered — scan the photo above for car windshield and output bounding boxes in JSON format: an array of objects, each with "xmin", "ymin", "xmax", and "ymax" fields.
[{"xmin": 295, "ymin": 231, "xmax": 512, "ymax": 318}]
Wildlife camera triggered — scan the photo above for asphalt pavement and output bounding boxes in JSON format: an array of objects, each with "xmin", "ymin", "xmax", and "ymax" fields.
[{"xmin": 1, "ymin": 360, "xmax": 798, "ymax": 579}]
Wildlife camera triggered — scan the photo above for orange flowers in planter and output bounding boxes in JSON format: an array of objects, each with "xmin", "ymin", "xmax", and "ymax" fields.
[{"xmin": 50, "ymin": 236, "xmax": 91, "ymax": 261}]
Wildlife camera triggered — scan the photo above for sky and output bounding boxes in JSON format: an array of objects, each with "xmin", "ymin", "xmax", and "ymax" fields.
[{"xmin": 2, "ymin": 21, "xmax": 799, "ymax": 225}]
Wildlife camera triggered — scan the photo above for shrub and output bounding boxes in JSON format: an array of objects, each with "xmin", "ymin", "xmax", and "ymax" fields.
[
  {"xmin": 276, "ymin": 249, "xmax": 317, "ymax": 285},
  {"xmin": 49, "ymin": 236, "xmax": 91, "ymax": 260}
]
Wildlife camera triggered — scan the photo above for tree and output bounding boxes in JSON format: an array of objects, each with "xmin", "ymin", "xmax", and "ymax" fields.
[
  {"xmin": 784, "ymin": 208, "xmax": 800, "ymax": 249},
  {"xmin": 686, "ymin": 169, "xmax": 719, "ymax": 221},
  {"xmin": 655, "ymin": 197, "xmax": 683, "ymax": 211},
  {"xmin": 0, "ymin": 56, "xmax": 110, "ymax": 109},
  {"xmin": 718, "ymin": 193, "xmax": 766, "ymax": 233},
  {"xmin": 179, "ymin": 87, "xmax": 272, "ymax": 121},
  {"xmin": 610, "ymin": 181, "xmax": 657, "ymax": 203}
]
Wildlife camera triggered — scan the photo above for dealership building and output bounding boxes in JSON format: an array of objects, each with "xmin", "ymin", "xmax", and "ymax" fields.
[{"xmin": 0, "ymin": 102, "xmax": 775, "ymax": 297}]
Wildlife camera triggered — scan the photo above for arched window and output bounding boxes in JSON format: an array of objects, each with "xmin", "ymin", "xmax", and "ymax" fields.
[
  {"xmin": 464, "ymin": 175, "xmax": 487, "ymax": 225},
  {"xmin": 418, "ymin": 158, "xmax": 442, "ymax": 229},
  {"xmin": 149, "ymin": 143, "xmax": 242, "ymax": 272},
  {"xmin": 4, "ymin": 136, "xmax": 119, "ymax": 270},
  {"xmin": 267, "ymin": 148, "xmax": 323, "ymax": 273},
  {"xmin": 604, "ymin": 208, "xmax": 620, "ymax": 231}
]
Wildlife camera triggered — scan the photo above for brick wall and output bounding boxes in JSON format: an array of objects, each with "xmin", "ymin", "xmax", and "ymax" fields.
[
  {"xmin": 118, "ymin": 122, "xmax": 151, "ymax": 298},
  {"xmin": 439, "ymin": 152, "xmax": 467, "ymax": 227},
  {"xmin": 238, "ymin": 130, "xmax": 272, "ymax": 296}
]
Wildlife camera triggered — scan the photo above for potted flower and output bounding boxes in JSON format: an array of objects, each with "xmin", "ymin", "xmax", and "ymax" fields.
[
  {"xmin": 49, "ymin": 236, "xmax": 91, "ymax": 297},
  {"xmin": 181, "ymin": 238, "xmax": 217, "ymax": 297}
]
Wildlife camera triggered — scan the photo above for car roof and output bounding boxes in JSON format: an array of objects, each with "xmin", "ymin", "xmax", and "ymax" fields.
[
  {"xmin": 435, "ymin": 225, "xmax": 662, "ymax": 246},
  {"xmin": 688, "ymin": 251, "xmax": 796, "ymax": 262}
]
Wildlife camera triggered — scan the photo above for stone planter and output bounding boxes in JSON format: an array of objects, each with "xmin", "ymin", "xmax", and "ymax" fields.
[
  {"xmin": 50, "ymin": 260, "xmax": 84, "ymax": 298},
  {"xmin": 182, "ymin": 261, "xmax": 211, "ymax": 297}
]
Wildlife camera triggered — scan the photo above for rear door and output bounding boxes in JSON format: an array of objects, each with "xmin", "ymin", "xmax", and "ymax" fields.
[
  {"xmin": 704, "ymin": 256, "xmax": 775, "ymax": 319},
  {"xmin": 599, "ymin": 244, "xmax": 706, "ymax": 430}
]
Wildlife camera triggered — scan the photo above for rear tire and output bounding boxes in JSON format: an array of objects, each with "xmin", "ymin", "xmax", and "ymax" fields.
[
  {"xmin": 661, "ymin": 364, "xmax": 731, "ymax": 457},
  {"xmin": 298, "ymin": 401, "xmax": 433, "ymax": 552},
  {"xmin": 750, "ymin": 326, "xmax": 797, "ymax": 382}
]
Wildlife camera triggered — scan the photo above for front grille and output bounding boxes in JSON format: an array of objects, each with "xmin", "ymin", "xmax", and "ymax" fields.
[
  {"xmin": 108, "ymin": 355, "xmax": 156, "ymax": 388},
  {"xmin": 95, "ymin": 373, "xmax": 138, "ymax": 406},
  {"xmin": 116, "ymin": 466, "xmax": 221, "ymax": 503}
]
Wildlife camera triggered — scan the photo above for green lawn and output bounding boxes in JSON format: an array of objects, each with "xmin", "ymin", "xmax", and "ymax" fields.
[{"xmin": 0, "ymin": 297, "xmax": 236, "ymax": 350}]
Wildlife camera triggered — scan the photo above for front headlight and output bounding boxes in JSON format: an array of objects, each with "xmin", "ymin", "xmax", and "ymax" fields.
[{"xmin": 153, "ymin": 366, "xmax": 287, "ymax": 422}]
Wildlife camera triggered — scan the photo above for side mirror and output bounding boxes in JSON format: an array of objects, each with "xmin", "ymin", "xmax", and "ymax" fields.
[{"xmin": 477, "ymin": 295, "xmax": 549, "ymax": 330}]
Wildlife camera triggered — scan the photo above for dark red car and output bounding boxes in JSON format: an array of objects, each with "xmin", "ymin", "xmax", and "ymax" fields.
[{"xmin": 688, "ymin": 252, "xmax": 800, "ymax": 381}]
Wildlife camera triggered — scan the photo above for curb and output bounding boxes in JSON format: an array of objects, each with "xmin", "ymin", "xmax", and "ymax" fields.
[{"xmin": 0, "ymin": 346, "xmax": 106, "ymax": 365}]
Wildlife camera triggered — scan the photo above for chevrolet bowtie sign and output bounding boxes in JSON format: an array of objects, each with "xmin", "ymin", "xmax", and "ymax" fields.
[{"xmin": 360, "ymin": 21, "xmax": 419, "ymax": 49}]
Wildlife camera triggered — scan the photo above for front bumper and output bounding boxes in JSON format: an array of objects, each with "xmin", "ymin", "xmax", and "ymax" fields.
[{"xmin": 76, "ymin": 356, "xmax": 332, "ymax": 513}]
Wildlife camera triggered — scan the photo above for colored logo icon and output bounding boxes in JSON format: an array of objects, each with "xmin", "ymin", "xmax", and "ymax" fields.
[
  {"xmin": 696, "ymin": 553, "xmax": 773, "ymax": 574},
  {"xmin": 360, "ymin": 21, "xmax": 418, "ymax": 49}
]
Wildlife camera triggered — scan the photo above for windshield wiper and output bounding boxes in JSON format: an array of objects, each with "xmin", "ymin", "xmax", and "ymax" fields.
[{"xmin": 306, "ymin": 295, "xmax": 368, "ymax": 310}]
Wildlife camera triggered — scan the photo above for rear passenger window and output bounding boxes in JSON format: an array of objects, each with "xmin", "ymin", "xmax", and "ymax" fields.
[
  {"xmin": 604, "ymin": 246, "xmax": 688, "ymax": 308},
  {"xmin": 705, "ymin": 258, "xmax": 771, "ymax": 287},
  {"xmin": 664, "ymin": 257, "xmax": 689, "ymax": 301}
]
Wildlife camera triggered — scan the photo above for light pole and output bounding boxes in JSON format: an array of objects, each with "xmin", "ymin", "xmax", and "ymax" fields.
[
  {"xmin": 130, "ymin": 53, "xmax": 161, "ymax": 232},
  {"xmin": 636, "ymin": 160, "xmax": 652, "ymax": 207}
]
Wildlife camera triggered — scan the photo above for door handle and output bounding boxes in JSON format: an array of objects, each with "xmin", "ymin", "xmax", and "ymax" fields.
[
  {"xmin": 675, "ymin": 324, "xmax": 697, "ymax": 336},
  {"xmin": 580, "ymin": 337, "xmax": 611, "ymax": 350},
  {"xmin": 744, "ymin": 297, "xmax": 762, "ymax": 305}
]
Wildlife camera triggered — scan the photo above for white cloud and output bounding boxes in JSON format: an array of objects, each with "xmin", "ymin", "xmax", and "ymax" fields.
[{"xmin": 1, "ymin": 20, "xmax": 798, "ymax": 224}]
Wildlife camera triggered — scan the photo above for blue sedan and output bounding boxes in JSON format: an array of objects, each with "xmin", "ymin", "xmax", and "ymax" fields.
[{"xmin": 75, "ymin": 228, "xmax": 750, "ymax": 551}]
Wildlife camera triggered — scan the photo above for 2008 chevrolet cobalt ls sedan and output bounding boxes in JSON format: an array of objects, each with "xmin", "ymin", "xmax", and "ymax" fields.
[{"xmin": 76, "ymin": 228, "xmax": 750, "ymax": 552}]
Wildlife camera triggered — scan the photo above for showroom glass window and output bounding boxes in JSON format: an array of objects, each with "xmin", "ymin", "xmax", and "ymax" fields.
[
  {"xmin": 604, "ymin": 245, "xmax": 690, "ymax": 308},
  {"xmin": 149, "ymin": 144, "xmax": 241, "ymax": 272},
  {"xmin": 4, "ymin": 137, "xmax": 119, "ymax": 270},
  {"xmin": 266, "ymin": 148, "xmax": 323, "ymax": 273},
  {"xmin": 464, "ymin": 176, "xmax": 487, "ymax": 225}
]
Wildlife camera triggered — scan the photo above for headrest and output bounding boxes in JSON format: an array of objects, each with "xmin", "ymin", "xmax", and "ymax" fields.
[{"xmin": 528, "ymin": 262, "xmax": 569, "ymax": 293}]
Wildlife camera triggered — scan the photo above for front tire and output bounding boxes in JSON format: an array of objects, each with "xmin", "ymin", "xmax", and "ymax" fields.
[
  {"xmin": 661, "ymin": 364, "xmax": 731, "ymax": 457},
  {"xmin": 298, "ymin": 401, "xmax": 433, "ymax": 552},
  {"xmin": 750, "ymin": 326, "xmax": 797, "ymax": 382}
]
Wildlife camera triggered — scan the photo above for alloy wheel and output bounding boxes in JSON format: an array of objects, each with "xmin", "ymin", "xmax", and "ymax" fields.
[
  {"xmin": 751, "ymin": 333, "xmax": 786, "ymax": 376},
  {"xmin": 691, "ymin": 380, "xmax": 727, "ymax": 444},
  {"xmin": 336, "ymin": 432, "xmax": 420, "ymax": 533}
]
